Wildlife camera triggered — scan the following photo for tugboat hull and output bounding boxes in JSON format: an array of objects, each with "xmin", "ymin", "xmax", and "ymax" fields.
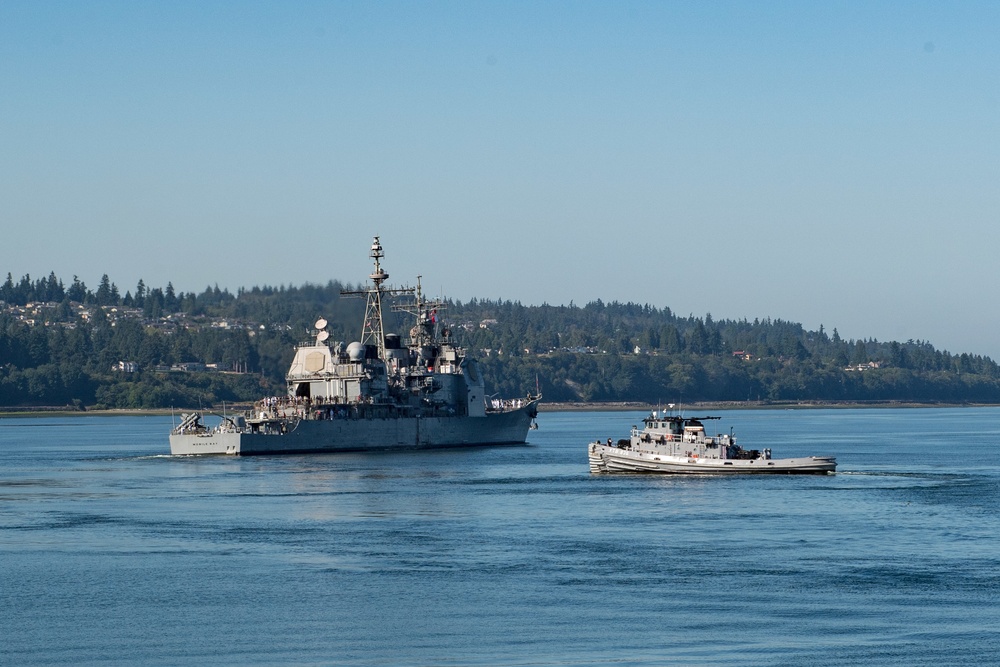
[{"xmin": 589, "ymin": 443, "xmax": 836, "ymax": 474}]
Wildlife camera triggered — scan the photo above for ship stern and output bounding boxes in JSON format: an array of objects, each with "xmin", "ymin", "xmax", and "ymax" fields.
[{"xmin": 169, "ymin": 432, "xmax": 242, "ymax": 455}]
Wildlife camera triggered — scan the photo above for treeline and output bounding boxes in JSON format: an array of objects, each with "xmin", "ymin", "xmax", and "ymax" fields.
[
  {"xmin": 456, "ymin": 298, "xmax": 1000, "ymax": 403},
  {"xmin": 2, "ymin": 272, "xmax": 1000, "ymax": 408},
  {"xmin": 0, "ymin": 272, "xmax": 368, "ymax": 408}
]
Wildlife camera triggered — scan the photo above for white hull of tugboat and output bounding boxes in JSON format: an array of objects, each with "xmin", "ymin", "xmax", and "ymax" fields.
[{"xmin": 588, "ymin": 443, "xmax": 836, "ymax": 475}]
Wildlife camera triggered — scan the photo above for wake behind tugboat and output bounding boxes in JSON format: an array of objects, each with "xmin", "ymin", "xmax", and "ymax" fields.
[
  {"xmin": 588, "ymin": 407, "xmax": 836, "ymax": 474},
  {"xmin": 170, "ymin": 237, "xmax": 540, "ymax": 455}
]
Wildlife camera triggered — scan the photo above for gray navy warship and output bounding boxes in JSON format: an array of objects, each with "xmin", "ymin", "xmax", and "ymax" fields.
[{"xmin": 170, "ymin": 236, "xmax": 540, "ymax": 455}]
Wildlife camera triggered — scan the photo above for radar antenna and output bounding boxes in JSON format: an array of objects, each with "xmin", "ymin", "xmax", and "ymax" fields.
[
  {"xmin": 341, "ymin": 236, "xmax": 415, "ymax": 361},
  {"xmin": 314, "ymin": 318, "xmax": 329, "ymax": 345},
  {"xmin": 393, "ymin": 274, "xmax": 446, "ymax": 348}
]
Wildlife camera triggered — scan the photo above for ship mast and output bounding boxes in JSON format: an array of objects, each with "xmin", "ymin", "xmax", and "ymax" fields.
[
  {"xmin": 393, "ymin": 274, "xmax": 446, "ymax": 348},
  {"xmin": 341, "ymin": 236, "xmax": 414, "ymax": 361}
]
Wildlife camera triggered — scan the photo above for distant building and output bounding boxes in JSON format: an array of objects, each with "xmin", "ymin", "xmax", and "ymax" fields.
[
  {"xmin": 116, "ymin": 361, "xmax": 139, "ymax": 373},
  {"xmin": 845, "ymin": 361, "xmax": 881, "ymax": 372},
  {"xmin": 172, "ymin": 362, "xmax": 206, "ymax": 372}
]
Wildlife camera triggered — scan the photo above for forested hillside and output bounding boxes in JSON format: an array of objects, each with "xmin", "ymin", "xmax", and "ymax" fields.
[{"xmin": 2, "ymin": 271, "xmax": 999, "ymax": 408}]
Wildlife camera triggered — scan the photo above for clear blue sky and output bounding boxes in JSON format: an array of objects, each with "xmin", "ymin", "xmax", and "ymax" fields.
[{"xmin": 3, "ymin": 2, "xmax": 999, "ymax": 357}]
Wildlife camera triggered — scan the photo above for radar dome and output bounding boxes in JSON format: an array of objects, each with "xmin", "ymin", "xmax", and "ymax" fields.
[{"xmin": 346, "ymin": 342, "xmax": 365, "ymax": 361}]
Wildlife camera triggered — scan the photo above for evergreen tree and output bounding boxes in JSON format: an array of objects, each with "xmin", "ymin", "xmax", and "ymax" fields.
[
  {"xmin": 67, "ymin": 276, "xmax": 87, "ymax": 302},
  {"xmin": 165, "ymin": 282, "xmax": 178, "ymax": 311},
  {"xmin": 851, "ymin": 340, "xmax": 868, "ymax": 365},
  {"xmin": 95, "ymin": 275, "xmax": 113, "ymax": 306},
  {"xmin": 134, "ymin": 279, "xmax": 146, "ymax": 308},
  {"xmin": 1, "ymin": 273, "xmax": 13, "ymax": 303}
]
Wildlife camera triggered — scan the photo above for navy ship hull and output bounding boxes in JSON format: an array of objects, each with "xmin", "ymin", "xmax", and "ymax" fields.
[{"xmin": 170, "ymin": 400, "xmax": 539, "ymax": 455}]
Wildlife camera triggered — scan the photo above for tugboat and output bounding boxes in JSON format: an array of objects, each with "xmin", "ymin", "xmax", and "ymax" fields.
[
  {"xmin": 588, "ymin": 408, "xmax": 835, "ymax": 474},
  {"xmin": 170, "ymin": 236, "xmax": 540, "ymax": 455}
]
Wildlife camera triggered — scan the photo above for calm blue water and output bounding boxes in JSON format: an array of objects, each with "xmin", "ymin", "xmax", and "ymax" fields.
[{"xmin": 2, "ymin": 408, "xmax": 1000, "ymax": 666}]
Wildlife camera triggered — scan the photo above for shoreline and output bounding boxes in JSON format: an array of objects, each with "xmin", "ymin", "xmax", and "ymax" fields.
[
  {"xmin": 538, "ymin": 400, "xmax": 1000, "ymax": 412},
  {"xmin": 2, "ymin": 400, "xmax": 999, "ymax": 418},
  {"xmin": 0, "ymin": 408, "xmax": 180, "ymax": 418}
]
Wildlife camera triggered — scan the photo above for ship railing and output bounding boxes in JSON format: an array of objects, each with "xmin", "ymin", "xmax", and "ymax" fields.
[{"xmin": 485, "ymin": 394, "xmax": 539, "ymax": 413}]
